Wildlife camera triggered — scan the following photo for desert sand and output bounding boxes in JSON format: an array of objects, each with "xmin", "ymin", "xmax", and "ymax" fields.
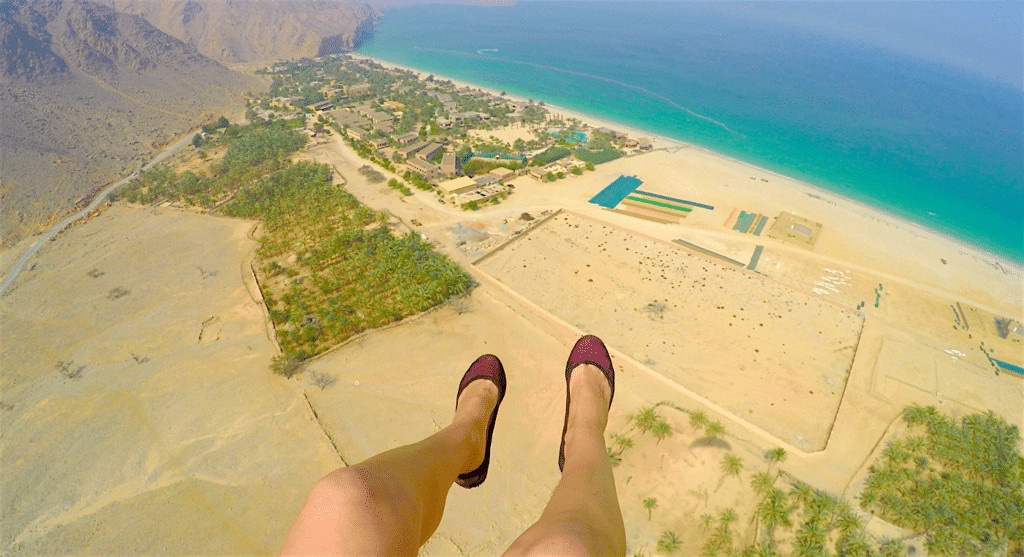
[{"xmin": 2, "ymin": 77, "xmax": 1023, "ymax": 555}]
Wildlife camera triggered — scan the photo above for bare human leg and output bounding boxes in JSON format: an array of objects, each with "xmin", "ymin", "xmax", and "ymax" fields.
[
  {"xmin": 503, "ymin": 362, "xmax": 626, "ymax": 556},
  {"xmin": 279, "ymin": 365, "xmax": 501, "ymax": 556}
]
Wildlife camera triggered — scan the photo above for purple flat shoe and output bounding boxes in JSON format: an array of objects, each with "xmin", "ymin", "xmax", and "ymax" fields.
[
  {"xmin": 559, "ymin": 335, "xmax": 615, "ymax": 471},
  {"xmin": 455, "ymin": 354, "xmax": 506, "ymax": 489}
]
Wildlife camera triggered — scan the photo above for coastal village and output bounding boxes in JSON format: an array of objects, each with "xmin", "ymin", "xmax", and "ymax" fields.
[{"xmin": 253, "ymin": 56, "xmax": 652, "ymax": 210}]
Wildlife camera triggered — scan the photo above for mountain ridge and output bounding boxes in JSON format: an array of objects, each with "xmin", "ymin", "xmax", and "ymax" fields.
[
  {"xmin": 109, "ymin": 0, "xmax": 375, "ymax": 69},
  {"xmin": 1, "ymin": 0, "xmax": 374, "ymax": 247}
]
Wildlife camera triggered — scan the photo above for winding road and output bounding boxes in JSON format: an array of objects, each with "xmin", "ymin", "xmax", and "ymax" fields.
[{"xmin": 0, "ymin": 131, "xmax": 199, "ymax": 296}]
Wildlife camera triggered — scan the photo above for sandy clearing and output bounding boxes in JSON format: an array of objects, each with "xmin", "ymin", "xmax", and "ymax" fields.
[{"xmin": 0, "ymin": 206, "xmax": 339, "ymax": 555}]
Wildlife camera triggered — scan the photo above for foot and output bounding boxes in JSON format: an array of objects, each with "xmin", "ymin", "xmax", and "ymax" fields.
[
  {"xmin": 454, "ymin": 379, "xmax": 499, "ymax": 476},
  {"xmin": 566, "ymin": 364, "xmax": 613, "ymax": 430},
  {"xmin": 560, "ymin": 335, "xmax": 615, "ymax": 471},
  {"xmin": 454, "ymin": 354, "xmax": 506, "ymax": 488}
]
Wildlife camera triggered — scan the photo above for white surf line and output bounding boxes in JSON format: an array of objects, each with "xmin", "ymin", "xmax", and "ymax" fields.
[{"xmin": 0, "ymin": 127, "xmax": 220, "ymax": 296}]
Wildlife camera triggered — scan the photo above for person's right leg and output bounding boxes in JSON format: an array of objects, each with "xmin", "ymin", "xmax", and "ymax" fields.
[{"xmin": 504, "ymin": 359, "xmax": 626, "ymax": 556}]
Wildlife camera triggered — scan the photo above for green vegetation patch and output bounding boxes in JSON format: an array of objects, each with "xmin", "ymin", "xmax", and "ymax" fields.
[
  {"xmin": 461, "ymin": 158, "xmax": 522, "ymax": 177},
  {"xmin": 227, "ymin": 161, "xmax": 472, "ymax": 360},
  {"xmin": 120, "ymin": 120, "xmax": 306, "ymax": 207},
  {"xmin": 530, "ymin": 146, "xmax": 571, "ymax": 166},
  {"xmin": 118, "ymin": 121, "xmax": 472, "ymax": 370},
  {"xmin": 574, "ymin": 146, "xmax": 621, "ymax": 165},
  {"xmin": 860, "ymin": 405, "xmax": 1024, "ymax": 556}
]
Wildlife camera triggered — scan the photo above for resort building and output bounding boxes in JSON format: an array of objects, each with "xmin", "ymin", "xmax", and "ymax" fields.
[
  {"xmin": 344, "ymin": 83, "xmax": 371, "ymax": 96},
  {"xmin": 452, "ymin": 183, "xmax": 509, "ymax": 206},
  {"xmin": 366, "ymin": 111, "xmax": 394, "ymax": 125},
  {"xmin": 438, "ymin": 176, "xmax": 478, "ymax": 197},
  {"xmin": 474, "ymin": 175, "xmax": 500, "ymax": 188},
  {"xmin": 346, "ymin": 126, "xmax": 369, "ymax": 141},
  {"xmin": 312, "ymin": 101, "xmax": 335, "ymax": 111},
  {"xmin": 417, "ymin": 143, "xmax": 445, "ymax": 162},
  {"xmin": 400, "ymin": 141, "xmax": 428, "ymax": 159},
  {"xmin": 395, "ymin": 132, "xmax": 419, "ymax": 145},
  {"xmin": 441, "ymin": 152, "xmax": 457, "ymax": 177},
  {"xmin": 406, "ymin": 158, "xmax": 441, "ymax": 181},
  {"xmin": 367, "ymin": 136, "xmax": 390, "ymax": 149},
  {"xmin": 488, "ymin": 167, "xmax": 515, "ymax": 181}
]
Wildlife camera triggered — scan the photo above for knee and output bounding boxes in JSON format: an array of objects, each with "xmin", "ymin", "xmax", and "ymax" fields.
[
  {"xmin": 314, "ymin": 466, "xmax": 411, "ymax": 526},
  {"xmin": 514, "ymin": 522, "xmax": 624, "ymax": 556}
]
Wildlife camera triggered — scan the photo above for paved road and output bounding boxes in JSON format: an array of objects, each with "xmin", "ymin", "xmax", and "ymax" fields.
[{"xmin": 0, "ymin": 131, "xmax": 198, "ymax": 296}]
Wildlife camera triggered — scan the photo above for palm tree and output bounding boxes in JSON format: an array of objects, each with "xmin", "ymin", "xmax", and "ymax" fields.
[
  {"xmin": 721, "ymin": 454, "xmax": 744, "ymax": 480},
  {"xmin": 689, "ymin": 409, "xmax": 709, "ymax": 433},
  {"xmin": 656, "ymin": 530, "xmax": 682, "ymax": 554},
  {"xmin": 751, "ymin": 472, "xmax": 775, "ymax": 497},
  {"xmin": 757, "ymin": 487, "xmax": 794, "ymax": 547},
  {"xmin": 877, "ymin": 536, "xmax": 904, "ymax": 557},
  {"xmin": 635, "ymin": 407, "xmax": 659, "ymax": 434},
  {"xmin": 743, "ymin": 541, "xmax": 780, "ymax": 557},
  {"xmin": 704, "ymin": 420, "xmax": 726, "ymax": 441},
  {"xmin": 643, "ymin": 497, "xmax": 658, "ymax": 521},
  {"xmin": 700, "ymin": 513, "xmax": 715, "ymax": 531},
  {"xmin": 719, "ymin": 507, "xmax": 738, "ymax": 527},
  {"xmin": 765, "ymin": 447, "xmax": 788, "ymax": 475},
  {"xmin": 652, "ymin": 419, "xmax": 673, "ymax": 443}
]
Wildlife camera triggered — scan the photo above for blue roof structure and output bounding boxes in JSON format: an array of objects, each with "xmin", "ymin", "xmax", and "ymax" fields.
[{"xmin": 589, "ymin": 175, "xmax": 642, "ymax": 208}]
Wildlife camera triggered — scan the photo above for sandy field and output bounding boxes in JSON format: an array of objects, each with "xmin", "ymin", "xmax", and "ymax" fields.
[
  {"xmin": 2, "ymin": 70, "xmax": 1022, "ymax": 554},
  {"xmin": 0, "ymin": 207, "xmax": 339, "ymax": 554}
]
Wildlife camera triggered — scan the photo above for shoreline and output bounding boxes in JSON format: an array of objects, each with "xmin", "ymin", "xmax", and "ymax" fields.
[{"xmin": 352, "ymin": 52, "xmax": 1024, "ymax": 275}]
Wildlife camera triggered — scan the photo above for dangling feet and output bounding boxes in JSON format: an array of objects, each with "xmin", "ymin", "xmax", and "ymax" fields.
[
  {"xmin": 559, "ymin": 335, "xmax": 615, "ymax": 472},
  {"xmin": 454, "ymin": 354, "xmax": 506, "ymax": 488}
]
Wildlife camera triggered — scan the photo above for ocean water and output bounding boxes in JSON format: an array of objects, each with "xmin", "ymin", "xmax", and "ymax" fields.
[{"xmin": 357, "ymin": 2, "xmax": 1024, "ymax": 263}]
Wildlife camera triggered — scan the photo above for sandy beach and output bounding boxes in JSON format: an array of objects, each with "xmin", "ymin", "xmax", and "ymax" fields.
[{"xmin": 2, "ymin": 57, "xmax": 1022, "ymax": 555}]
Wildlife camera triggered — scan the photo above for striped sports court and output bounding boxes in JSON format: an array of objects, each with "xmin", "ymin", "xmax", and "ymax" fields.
[{"xmin": 588, "ymin": 175, "xmax": 714, "ymax": 224}]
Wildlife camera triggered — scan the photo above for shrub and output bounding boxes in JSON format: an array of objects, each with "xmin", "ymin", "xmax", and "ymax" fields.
[{"xmin": 271, "ymin": 354, "xmax": 305, "ymax": 378}]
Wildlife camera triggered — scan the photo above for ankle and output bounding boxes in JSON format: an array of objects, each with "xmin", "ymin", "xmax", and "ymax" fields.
[{"xmin": 567, "ymin": 365, "xmax": 611, "ymax": 431}]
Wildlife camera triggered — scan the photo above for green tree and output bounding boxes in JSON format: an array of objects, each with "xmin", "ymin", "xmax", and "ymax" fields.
[
  {"xmin": 634, "ymin": 407, "xmax": 659, "ymax": 434},
  {"xmin": 766, "ymin": 447, "xmax": 788, "ymax": 475},
  {"xmin": 657, "ymin": 531, "xmax": 682, "ymax": 554},
  {"xmin": 704, "ymin": 420, "xmax": 726, "ymax": 441},
  {"xmin": 643, "ymin": 497, "xmax": 658, "ymax": 521},
  {"xmin": 721, "ymin": 454, "xmax": 744, "ymax": 480},
  {"xmin": 689, "ymin": 410, "xmax": 709, "ymax": 434}
]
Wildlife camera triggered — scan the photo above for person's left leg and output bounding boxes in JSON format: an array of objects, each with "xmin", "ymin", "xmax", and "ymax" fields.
[{"xmin": 279, "ymin": 355, "xmax": 505, "ymax": 556}]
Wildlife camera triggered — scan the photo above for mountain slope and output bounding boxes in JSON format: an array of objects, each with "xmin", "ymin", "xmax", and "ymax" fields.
[
  {"xmin": 0, "ymin": 0, "xmax": 253, "ymax": 246},
  {"xmin": 110, "ymin": 0, "xmax": 375, "ymax": 68}
]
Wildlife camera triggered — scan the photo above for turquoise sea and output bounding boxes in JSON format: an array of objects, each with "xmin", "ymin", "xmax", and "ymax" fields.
[{"xmin": 357, "ymin": 1, "xmax": 1024, "ymax": 263}]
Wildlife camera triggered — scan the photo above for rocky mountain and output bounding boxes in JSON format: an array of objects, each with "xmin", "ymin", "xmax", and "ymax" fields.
[
  {"xmin": 0, "ymin": 0, "xmax": 255, "ymax": 247},
  {"xmin": 109, "ymin": 0, "xmax": 375, "ymax": 69}
]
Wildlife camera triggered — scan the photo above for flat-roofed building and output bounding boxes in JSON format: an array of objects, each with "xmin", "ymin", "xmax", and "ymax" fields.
[
  {"xmin": 396, "ymin": 132, "xmax": 419, "ymax": 145},
  {"xmin": 417, "ymin": 143, "xmax": 445, "ymax": 161},
  {"xmin": 368, "ymin": 136, "xmax": 390, "ymax": 149},
  {"xmin": 344, "ymin": 83, "xmax": 371, "ymax": 96},
  {"xmin": 441, "ymin": 152, "xmax": 457, "ymax": 177},
  {"xmin": 452, "ymin": 183, "xmax": 509, "ymax": 206},
  {"xmin": 367, "ymin": 111, "xmax": 394, "ymax": 124},
  {"xmin": 438, "ymin": 176, "xmax": 478, "ymax": 196},
  {"xmin": 407, "ymin": 157, "xmax": 441, "ymax": 181},
  {"xmin": 475, "ymin": 175, "xmax": 500, "ymax": 187},
  {"xmin": 347, "ymin": 126, "xmax": 369, "ymax": 141},
  {"xmin": 400, "ymin": 141, "xmax": 428, "ymax": 159},
  {"xmin": 488, "ymin": 167, "xmax": 515, "ymax": 181}
]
